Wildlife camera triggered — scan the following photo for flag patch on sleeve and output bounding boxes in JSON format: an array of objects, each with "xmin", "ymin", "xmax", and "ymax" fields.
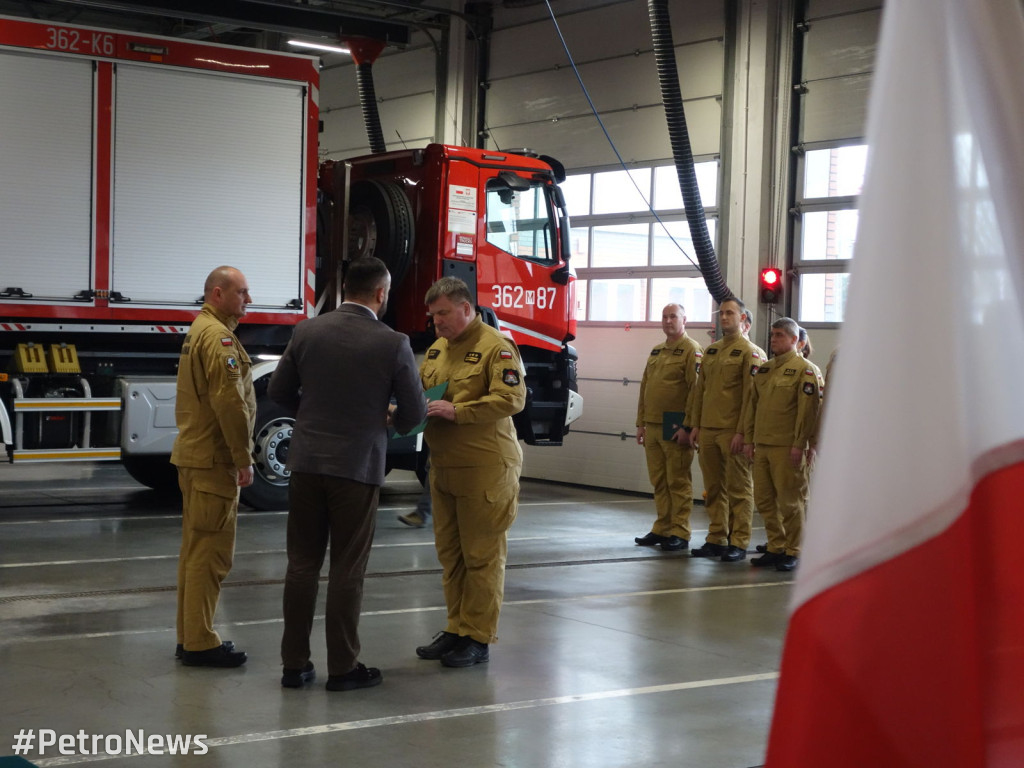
[
  {"xmin": 500, "ymin": 350, "xmax": 513, "ymax": 359},
  {"xmin": 220, "ymin": 337, "xmax": 233, "ymax": 346}
]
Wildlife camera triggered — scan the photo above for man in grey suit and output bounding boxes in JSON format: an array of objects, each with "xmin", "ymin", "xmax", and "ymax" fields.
[{"xmin": 268, "ymin": 257, "xmax": 426, "ymax": 692}]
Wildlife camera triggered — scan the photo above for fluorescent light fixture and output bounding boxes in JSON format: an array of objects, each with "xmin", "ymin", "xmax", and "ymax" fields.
[{"xmin": 287, "ymin": 39, "xmax": 351, "ymax": 55}]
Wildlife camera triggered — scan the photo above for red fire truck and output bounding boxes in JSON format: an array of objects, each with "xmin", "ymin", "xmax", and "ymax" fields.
[{"xmin": 0, "ymin": 15, "xmax": 581, "ymax": 509}]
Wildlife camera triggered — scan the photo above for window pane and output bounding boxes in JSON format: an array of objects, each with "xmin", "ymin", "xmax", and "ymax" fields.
[
  {"xmin": 485, "ymin": 180, "xmax": 554, "ymax": 263},
  {"xmin": 801, "ymin": 209, "xmax": 859, "ymax": 260},
  {"xmin": 575, "ymin": 278, "xmax": 588, "ymax": 321},
  {"xmin": 569, "ymin": 227, "xmax": 590, "ymax": 267},
  {"xmin": 588, "ymin": 278, "xmax": 646, "ymax": 321},
  {"xmin": 593, "ymin": 168, "xmax": 652, "ymax": 214},
  {"xmin": 561, "ymin": 174, "xmax": 591, "ymax": 217},
  {"xmin": 652, "ymin": 219, "xmax": 716, "ymax": 266},
  {"xmin": 799, "ymin": 272, "xmax": 851, "ymax": 322},
  {"xmin": 804, "ymin": 145, "xmax": 868, "ymax": 198},
  {"xmin": 654, "ymin": 161, "xmax": 718, "ymax": 210},
  {"xmin": 649, "ymin": 277, "xmax": 714, "ymax": 322},
  {"xmin": 591, "ymin": 223, "xmax": 649, "ymax": 268}
]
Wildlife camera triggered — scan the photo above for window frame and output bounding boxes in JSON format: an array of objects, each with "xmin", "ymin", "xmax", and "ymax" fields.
[
  {"xmin": 566, "ymin": 156, "xmax": 722, "ymax": 327},
  {"xmin": 791, "ymin": 140, "xmax": 867, "ymax": 327}
]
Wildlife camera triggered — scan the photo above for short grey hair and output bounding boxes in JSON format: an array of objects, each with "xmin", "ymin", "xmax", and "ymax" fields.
[{"xmin": 425, "ymin": 276, "xmax": 472, "ymax": 306}]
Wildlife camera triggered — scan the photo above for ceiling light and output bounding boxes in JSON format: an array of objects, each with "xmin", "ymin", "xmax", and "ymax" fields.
[{"xmin": 287, "ymin": 39, "xmax": 351, "ymax": 55}]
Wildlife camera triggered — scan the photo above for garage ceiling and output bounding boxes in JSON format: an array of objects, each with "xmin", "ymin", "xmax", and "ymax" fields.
[{"xmin": 0, "ymin": 0, "xmax": 482, "ymax": 50}]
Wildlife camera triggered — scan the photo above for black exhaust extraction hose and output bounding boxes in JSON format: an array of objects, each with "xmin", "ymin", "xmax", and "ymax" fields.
[
  {"xmin": 648, "ymin": 0, "xmax": 733, "ymax": 304},
  {"xmin": 355, "ymin": 61, "xmax": 387, "ymax": 154}
]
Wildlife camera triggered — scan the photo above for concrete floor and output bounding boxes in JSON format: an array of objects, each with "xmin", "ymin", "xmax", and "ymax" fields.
[{"xmin": 0, "ymin": 462, "xmax": 787, "ymax": 768}]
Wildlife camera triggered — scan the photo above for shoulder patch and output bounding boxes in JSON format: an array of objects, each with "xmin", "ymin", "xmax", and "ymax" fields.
[
  {"xmin": 695, "ymin": 350, "xmax": 703, "ymax": 358},
  {"xmin": 803, "ymin": 382, "xmax": 816, "ymax": 395},
  {"xmin": 427, "ymin": 349, "xmax": 440, "ymax": 359},
  {"xmin": 464, "ymin": 351, "xmax": 482, "ymax": 364},
  {"xmin": 225, "ymin": 356, "xmax": 240, "ymax": 377},
  {"xmin": 804, "ymin": 369, "xmax": 815, "ymax": 376},
  {"xmin": 220, "ymin": 337, "xmax": 233, "ymax": 347},
  {"xmin": 502, "ymin": 368, "xmax": 521, "ymax": 386},
  {"xmin": 751, "ymin": 351, "xmax": 763, "ymax": 360},
  {"xmin": 729, "ymin": 348, "xmax": 742, "ymax": 357},
  {"xmin": 500, "ymin": 349, "xmax": 513, "ymax": 360}
]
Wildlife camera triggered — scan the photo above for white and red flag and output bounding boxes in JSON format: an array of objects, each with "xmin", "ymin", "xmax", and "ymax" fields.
[{"xmin": 765, "ymin": 0, "xmax": 1024, "ymax": 765}]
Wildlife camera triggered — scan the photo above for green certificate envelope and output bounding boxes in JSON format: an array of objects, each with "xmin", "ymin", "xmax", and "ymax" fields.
[{"xmin": 662, "ymin": 411, "xmax": 685, "ymax": 441}]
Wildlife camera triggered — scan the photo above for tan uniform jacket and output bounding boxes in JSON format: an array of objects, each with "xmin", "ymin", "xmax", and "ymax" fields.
[
  {"xmin": 745, "ymin": 348, "xmax": 823, "ymax": 448},
  {"xmin": 420, "ymin": 314, "xmax": 526, "ymax": 468},
  {"xmin": 636, "ymin": 333, "xmax": 702, "ymax": 429},
  {"xmin": 686, "ymin": 334, "xmax": 765, "ymax": 432},
  {"xmin": 171, "ymin": 304, "xmax": 256, "ymax": 470}
]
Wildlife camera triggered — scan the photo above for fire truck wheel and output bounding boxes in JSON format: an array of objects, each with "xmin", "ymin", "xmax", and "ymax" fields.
[
  {"xmin": 243, "ymin": 395, "xmax": 293, "ymax": 511},
  {"xmin": 122, "ymin": 455, "xmax": 179, "ymax": 492},
  {"xmin": 348, "ymin": 180, "xmax": 414, "ymax": 287}
]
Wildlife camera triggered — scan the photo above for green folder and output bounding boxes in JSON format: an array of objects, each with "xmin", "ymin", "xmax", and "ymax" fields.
[
  {"xmin": 662, "ymin": 411, "xmax": 685, "ymax": 441},
  {"xmin": 393, "ymin": 381, "xmax": 448, "ymax": 438}
]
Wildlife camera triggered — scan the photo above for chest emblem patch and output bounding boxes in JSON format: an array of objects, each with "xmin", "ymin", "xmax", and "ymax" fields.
[
  {"xmin": 464, "ymin": 351, "xmax": 482, "ymax": 364},
  {"xmin": 427, "ymin": 349, "xmax": 440, "ymax": 359}
]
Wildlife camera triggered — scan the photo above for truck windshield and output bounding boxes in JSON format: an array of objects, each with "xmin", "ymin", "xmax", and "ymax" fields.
[{"xmin": 485, "ymin": 178, "xmax": 556, "ymax": 264}]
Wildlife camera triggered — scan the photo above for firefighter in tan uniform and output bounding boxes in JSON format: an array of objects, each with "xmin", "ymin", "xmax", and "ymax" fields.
[
  {"xmin": 634, "ymin": 304, "xmax": 702, "ymax": 551},
  {"xmin": 744, "ymin": 317, "xmax": 823, "ymax": 572},
  {"xmin": 414, "ymin": 277, "xmax": 526, "ymax": 668},
  {"xmin": 686, "ymin": 297, "xmax": 765, "ymax": 562},
  {"xmin": 171, "ymin": 266, "xmax": 256, "ymax": 668}
]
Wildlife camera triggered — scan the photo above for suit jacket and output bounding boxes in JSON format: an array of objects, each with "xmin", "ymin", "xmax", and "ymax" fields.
[{"xmin": 268, "ymin": 303, "xmax": 426, "ymax": 486}]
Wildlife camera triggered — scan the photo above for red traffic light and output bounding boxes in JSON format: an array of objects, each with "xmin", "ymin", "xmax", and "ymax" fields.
[{"xmin": 760, "ymin": 267, "xmax": 783, "ymax": 303}]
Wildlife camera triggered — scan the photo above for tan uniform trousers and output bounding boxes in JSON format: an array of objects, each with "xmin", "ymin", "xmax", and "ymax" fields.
[
  {"xmin": 431, "ymin": 461, "xmax": 520, "ymax": 645},
  {"xmin": 698, "ymin": 427, "xmax": 756, "ymax": 548},
  {"xmin": 176, "ymin": 464, "xmax": 240, "ymax": 651},
  {"xmin": 752, "ymin": 446, "xmax": 808, "ymax": 557},
  {"xmin": 643, "ymin": 423, "xmax": 694, "ymax": 541}
]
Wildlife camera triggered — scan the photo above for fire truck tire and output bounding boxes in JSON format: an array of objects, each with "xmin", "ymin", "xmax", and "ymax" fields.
[
  {"xmin": 348, "ymin": 180, "xmax": 414, "ymax": 287},
  {"xmin": 122, "ymin": 455, "xmax": 179, "ymax": 492},
  {"xmin": 243, "ymin": 394, "xmax": 293, "ymax": 511}
]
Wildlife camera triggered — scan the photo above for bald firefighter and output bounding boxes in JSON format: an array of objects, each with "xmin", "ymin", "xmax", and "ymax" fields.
[
  {"xmin": 686, "ymin": 297, "xmax": 765, "ymax": 562},
  {"xmin": 634, "ymin": 303, "xmax": 703, "ymax": 551},
  {"xmin": 415, "ymin": 277, "xmax": 526, "ymax": 668},
  {"xmin": 744, "ymin": 317, "xmax": 823, "ymax": 572},
  {"xmin": 171, "ymin": 266, "xmax": 256, "ymax": 668}
]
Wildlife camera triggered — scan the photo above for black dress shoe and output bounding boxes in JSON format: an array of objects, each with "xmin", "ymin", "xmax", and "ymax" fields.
[
  {"xmin": 750, "ymin": 551, "xmax": 782, "ymax": 568},
  {"xmin": 659, "ymin": 536, "xmax": 688, "ymax": 551},
  {"xmin": 281, "ymin": 661, "xmax": 316, "ymax": 688},
  {"xmin": 176, "ymin": 640, "xmax": 233, "ymax": 660},
  {"xmin": 440, "ymin": 637, "xmax": 489, "ymax": 668},
  {"xmin": 775, "ymin": 555, "xmax": 798, "ymax": 572},
  {"xmin": 181, "ymin": 642, "xmax": 247, "ymax": 668},
  {"xmin": 326, "ymin": 663, "xmax": 382, "ymax": 691},
  {"xmin": 416, "ymin": 631, "xmax": 461, "ymax": 660},
  {"xmin": 634, "ymin": 532, "xmax": 667, "ymax": 546},
  {"xmin": 720, "ymin": 545, "xmax": 747, "ymax": 562},
  {"xmin": 690, "ymin": 542, "xmax": 727, "ymax": 558},
  {"xmin": 755, "ymin": 544, "xmax": 768, "ymax": 553}
]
